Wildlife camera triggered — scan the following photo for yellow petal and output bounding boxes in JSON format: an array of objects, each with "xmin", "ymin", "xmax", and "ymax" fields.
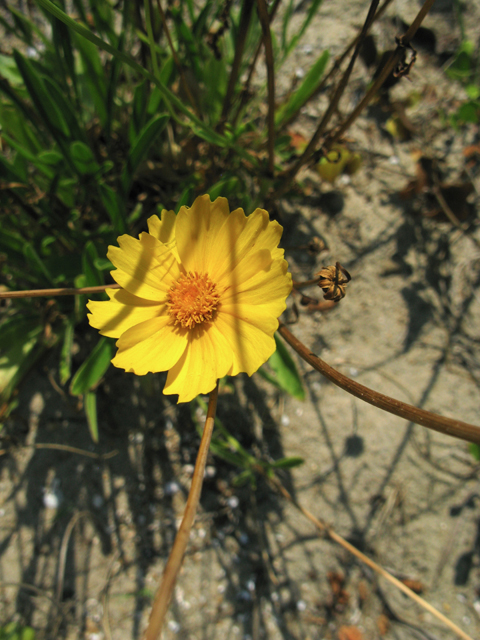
[
  {"xmin": 112, "ymin": 317, "xmax": 188, "ymax": 375},
  {"xmin": 87, "ymin": 289, "xmax": 164, "ymax": 339},
  {"xmin": 163, "ymin": 323, "xmax": 233, "ymax": 402},
  {"xmin": 175, "ymin": 195, "xmax": 231, "ymax": 274},
  {"xmin": 108, "ymin": 232, "xmax": 181, "ymax": 301},
  {"xmin": 222, "ymin": 257, "xmax": 292, "ymax": 307},
  {"xmin": 214, "ymin": 311, "xmax": 277, "ymax": 376},
  {"xmin": 147, "ymin": 210, "xmax": 180, "ymax": 261}
]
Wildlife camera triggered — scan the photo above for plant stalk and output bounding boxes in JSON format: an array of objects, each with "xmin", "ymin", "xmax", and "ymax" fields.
[{"xmin": 143, "ymin": 383, "xmax": 219, "ymax": 640}]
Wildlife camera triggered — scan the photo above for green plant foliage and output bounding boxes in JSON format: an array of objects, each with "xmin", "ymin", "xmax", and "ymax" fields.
[
  {"xmin": 0, "ymin": 623, "xmax": 36, "ymax": 640},
  {"xmin": 259, "ymin": 334, "xmax": 305, "ymax": 400},
  {"xmin": 1, "ymin": 0, "xmax": 329, "ymax": 437}
]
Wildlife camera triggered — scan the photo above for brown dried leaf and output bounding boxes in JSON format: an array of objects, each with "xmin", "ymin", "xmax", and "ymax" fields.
[{"xmin": 338, "ymin": 625, "xmax": 364, "ymax": 640}]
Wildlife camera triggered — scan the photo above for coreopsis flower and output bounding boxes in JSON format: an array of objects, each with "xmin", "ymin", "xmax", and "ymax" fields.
[{"xmin": 87, "ymin": 195, "xmax": 292, "ymax": 402}]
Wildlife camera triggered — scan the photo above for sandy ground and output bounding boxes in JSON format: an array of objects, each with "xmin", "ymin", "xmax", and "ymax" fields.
[{"xmin": 1, "ymin": 0, "xmax": 480, "ymax": 639}]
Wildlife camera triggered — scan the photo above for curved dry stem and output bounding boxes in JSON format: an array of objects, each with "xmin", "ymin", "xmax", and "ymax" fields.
[
  {"xmin": 143, "ymin": 383, "xmax": 219, "ymax": 640},
  {"xmin": 267, "ymin": 474, "xmax": 474, "ymax": 640},
  {"xmin": 278, "ymin": 322, "xmax": 480, "ymax": 444}
]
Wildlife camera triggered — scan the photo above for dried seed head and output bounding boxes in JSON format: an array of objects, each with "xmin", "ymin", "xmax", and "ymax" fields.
[
  {"xmin": 316, "ymin": 262, "xmax": 351, "ymax": 302},
  {"xmin": 307, "ymin": 236, "xmax": 326, "ymax": 256}
]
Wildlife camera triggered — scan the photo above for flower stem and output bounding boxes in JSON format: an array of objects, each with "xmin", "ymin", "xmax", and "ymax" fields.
[
  {"xmin": 278, "ymin": 322, "xmax": 480, "ymax": 444},
  {"xmin": 143, "ymin": 383, "xmax": 219, "ymax": 640}
]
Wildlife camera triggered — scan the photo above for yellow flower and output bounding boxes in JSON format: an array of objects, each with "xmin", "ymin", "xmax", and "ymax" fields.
[{"xmin": 87, "ymin": 195, "xmax": 292, "ymax": 402}]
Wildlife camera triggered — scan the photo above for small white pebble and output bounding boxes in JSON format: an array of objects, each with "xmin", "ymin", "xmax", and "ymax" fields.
[
  {"xmin": 297, "ymin": 600, "xmax": 307, "ymax": 611},
  {"xmin": 473, "ymin": 600, "xmax": 480, "ymax": 614},
  {"xmin": 281, "ymin": 414, "xmax": 290, "ymax": 427},
  {"xmin": 295, "ymin": 408, "xmax": 303, "ymax": 417},
  {"xmin": 457, "ymin": 594, "xmax": 467, "ymax": 603},
  {"xmin": 0, "ymin": 509, "xmax": 5, "ymax": 517},
  {"xmin": 247, "ymin": 579, "xmax": 256, "ymax": 592},
  {"xmin": 218, "ymin": 583, "xmax": 226, "ymax": 594},
  {"xmin": 197, "ymin": 528, "xmax": 206, "ymax": 539},
  {"xmin": 295, "ymin": 68, "xmax": 305, "ymax": 79},
  {"xmin": 183, "ymin": 464, "xmax": 195, "ymax": 476},
  {"xmin": 349, "ymin": 367, "xmax": 358, "ymax": 377},
  {"xmin": 227, "ymin": 496, "xmax": 240, "ymax": 509},
  {"xmin": 389, "ymin": 155, "xmax": 399, "ymax": 165},
  {"xmin": 43, "ymin": 491, "xmax": 61, "ymax": 510},
  {"xmin": 92, "ymin": 494, "xmax": 103, "ymax": 509},
  {"xmin": 205, "ymin": 465, "xmax": 216, "ymax": 478},
  {"xmin": 164, "ymin": 481, "xmax": 180, "ymax": 495},
  {"xmin": 167, "ymin": 620, "xmax": 180, "ymax": 632},
  {"xmin": 271, "ymin": 592, "xmax": 279, "ymax": 602},
  {"xmin": 302, "ymin": 44, "xmax": 313, "ymax": 55}
]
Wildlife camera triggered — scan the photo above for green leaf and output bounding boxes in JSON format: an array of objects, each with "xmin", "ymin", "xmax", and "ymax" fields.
[
  {"xmin": 84, "ymin": 390, "xmax": 99, "ymax": 443},
  {"xmin": 260, "ymin": 333, "xmax": 305, "ymax": 400},
  {"xmin": 99, "ymin": 183, "xmax": 126, "ymax": 233},
  {"xmin": 0, "ymin": 316, "xmax": 44, "ymax": 403},
  {"xmin": 13, "ymin": 50, "xmax": 71, "ymax": 138},
  {"xmin": 271, "ymin": 456, "xmax": 305, "ymax": 469},
  {"xmin": 70, "ymin": 337, "xmax": 114, "ymax": 395},
  {"xmin": 82, "ymin": 241, "xmax": 103, "ymax": 287},
  {"xmin": 70, "ymin": 141, "xmax": 100, "ymax": 174},
  {"xmin": 59, "ymin": 319, "xmax": 74, "ymax": 385},
  {"xmin": 71, "ymin": 30, "xmax": 107, "ymax": 124},
  {"xmin": 23, "ymin": 243, "xmax": 54, "ymax": 284},
  {"xmin": 121, "ymin": 113, "xmax": 169, "ymax": 194},
  {"xmin": 208, "ymin": 176, "xmax": 240, "ymax": 200},
  {"xmin": 275, "ymin": 50, "xmax": 329, "ymax": 126},
  {"xmin": 0, "ymin": 54, "xmax": 23, "ymax": 84},
  {"xmin": 469, "ymin": 443, "xmax": 480, "ymax": 461},
  {"xmin": 285, "ymin": 0, "xmax": 325, "ymax": 57}
]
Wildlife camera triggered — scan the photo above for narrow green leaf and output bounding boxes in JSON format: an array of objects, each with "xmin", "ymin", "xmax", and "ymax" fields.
[
  {"xmin": 59, "ymin": 319, "xmax": 74, "ymax": 385},
  {"xmin": 208, "ymin": 176, "xmax": 240, "ymax": 200},
  {"xmin": 260, "ymin": 333, "xmax": 305, "ymax": 400},
  {"xmin": 275, "ymin": 50, "xmax": 329, "ymax": 126},
  {"xmin": 71, "ymin": 30, "xmax": 107, "ymax": 125},
  {"xmin": 82, "ymin": 241, "xmax": 103, "ymax": 287},
  {"xmin": 0, "ymin": 316, "xmax": 44, "ymax": 402},
  {"xmin": 70, "ymin": 141, "xmax": 100, "ymax": 174},
  {"xmin": 70, "ymin": 337, "xmax": 114, "ymax": 395},
  {"xmin": 84, "ymin": 390, "xmax": 99, "ymax": 443},
  {"xmin": 23, "ymin": 243, "xmax": 54, "ymax": 284},
  {"xmin": 285, "ymin": 0, "xmax": 325, "ymax": 57},
  {"xmin": 271, "ymin": 456, "xmax": 305, "ymax": 469},
  {"xmin": 13, "ymin": 50, "xmax": 71, "ymax": 138},
  {"xmin": 121, "ymin": 113, "xmax": 169, "ymax": 194},
  {"xmin": 99, "ymin": 183, "xmax": 126, "ymax": 233}
]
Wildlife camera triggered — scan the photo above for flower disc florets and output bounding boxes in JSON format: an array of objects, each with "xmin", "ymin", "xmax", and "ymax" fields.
[
  {"xmin": 87, "ymin": 194, "xmax": 292, "ymax": 403},
  {"xmin": 167, "ymin": 272, "xmax": 220, "ymax": 329}
]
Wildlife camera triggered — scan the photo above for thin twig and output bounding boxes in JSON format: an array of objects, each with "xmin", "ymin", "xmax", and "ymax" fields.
[
  {"xmin": 32, "ymin": 443, "xmax": 118, "ymax": 459},
  {"xmin": 220, "ymin": 0, "xmax": 256, "ymax": 126},
  {"xmin": 231, "ymin": 0, "xmax": 281, "ymax": 126},
  {"xmin": 101, "ymin": 550, "xmax": 121, "ymax": 640},
  {"xmin": 155, "ymin": 0, "xmax": 199, "ymax": 114},
  {"xmin": 277, "ymin": 0, "xmax": 395, "ymax": 133},
  {"xmin": 256, "ymin": 0, "xmax": 275, "ymax": 176},
  {"xmin": 0, "ymin": 284, "xmax": 120, "ymax": 299},
  {"xmin": 143, "ymin": 383, "xmax": 219, "ymax": 640},
  {"xmin": 266, "ymin": 475, "xmax": 473, "ymax": 640},
  {"xmin": 56, "ymin": 511, "xmax": 95, "ymax": 603},
  {"xmin": 278, "ymin": 322, "xmax": 480, "ymax": 444},
  {"xmin": 274, "ymin": 0, "xmax": 380, "ymax": 196}
]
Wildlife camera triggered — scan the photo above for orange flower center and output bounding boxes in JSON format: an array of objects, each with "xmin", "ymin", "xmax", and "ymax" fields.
[{"xmin": 167, "ymin": 272, "xmax": 220, "ymax": 329}]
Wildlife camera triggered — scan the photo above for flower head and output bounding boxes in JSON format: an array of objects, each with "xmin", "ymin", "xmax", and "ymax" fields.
[{"xmin": 87, "ymin": 195, "xmax": 292, "ymax": 402}]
